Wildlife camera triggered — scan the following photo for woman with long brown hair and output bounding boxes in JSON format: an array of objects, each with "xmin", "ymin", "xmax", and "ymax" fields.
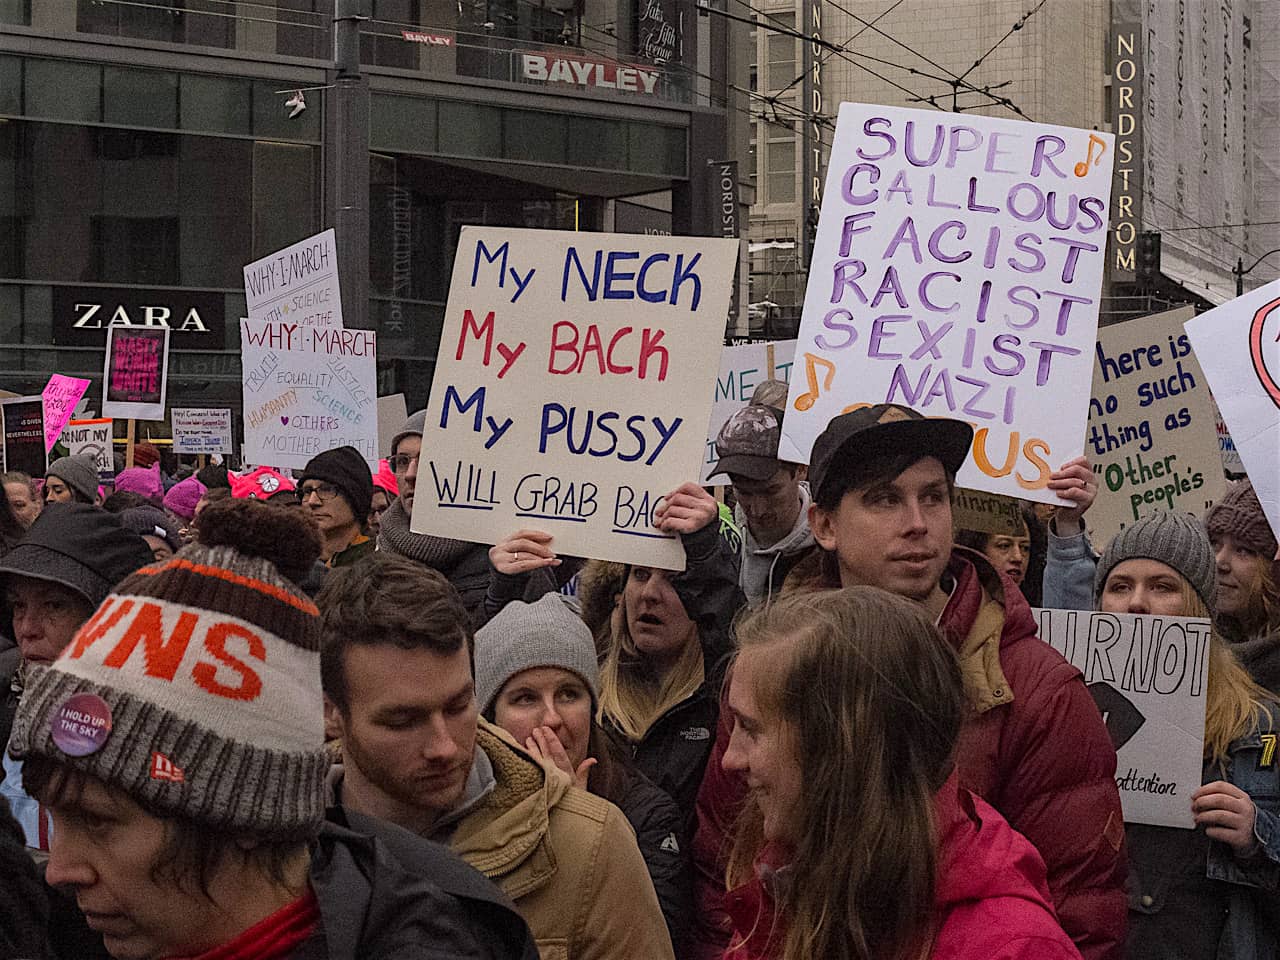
[
  {"xmin": 1092, "ymin": 511, "xmax": 1280, "ymax": 960},
  {"xmin": 1205, "ymin": 480, "xmax": 1280, "ymax": 693},
  {"xmin": 720, "ymin": 586, "xmax": 1079, "ymax": 960}
]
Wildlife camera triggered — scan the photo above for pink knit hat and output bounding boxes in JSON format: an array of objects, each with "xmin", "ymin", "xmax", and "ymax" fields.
[
  {"xmin": 372, "ymin": 458, "xmax": 398, "ymax": 497},
  {"xmin": 231, "ymin": 466, "xmax": 296, "ymax": 500},
  {"xmin": 162, "ymin": 474, "xmax": 207, "ymax": 520},
  {"xmin": 113, "ymin": 464, "xmax": 164, "ymax": 503}
]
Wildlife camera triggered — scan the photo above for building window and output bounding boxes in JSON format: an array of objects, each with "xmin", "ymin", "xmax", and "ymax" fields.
[
  {"xmin": 76, "ymin": 0, "xmax": 234, "ymax": 49},
  {"xmin": 765, "ymin": 15, "xmax": 795, "ymax": 92},
  {"xmin": 277, "ymin": 0, "xmax": 331, "ymax": 60},
  {"xmin": 0, "ymin": 0, "xmax": 29, "ymax": 26},
  {"xmin": 13, "ymin": 120, "xmax": 317, "ymax": 290},
  {"xmin": 765, "ymin": 122, "xmax": 795, "ymax": 203},
  {"xmin": 362, "ymin": 0, "xmax": 422, "ymax": 70}
]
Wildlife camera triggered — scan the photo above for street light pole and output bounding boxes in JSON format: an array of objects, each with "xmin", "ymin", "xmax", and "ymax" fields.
[
  {"xmin": 328, "ymin": 0, "xmax": 370, "ymax": 329},
  {"xmin": 1235, "ymin": 249, "xmax": 1280, "ymax": 297}
]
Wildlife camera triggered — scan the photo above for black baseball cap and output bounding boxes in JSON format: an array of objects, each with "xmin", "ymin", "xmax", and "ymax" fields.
[{"xmin": 808, "ymin": 404, "xmax": 973, "ymax": 504}]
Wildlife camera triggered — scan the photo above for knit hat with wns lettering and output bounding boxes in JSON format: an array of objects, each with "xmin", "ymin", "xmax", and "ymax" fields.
[
  {"xmin": 7, "ymin": 498, "xmax": 329, "ymax": 839},
  {"xmin": 300, "ymin": 446, "xmax": 373, "ymax": 521},
  {"xmin": 1093, "ymin": 511, "xmax": 1217, "ymax": 616},
  {"xmin": 474, "ymin": 593, "xmax": 600, "ymax": 715},
  {"xmin": 1205, "ymin": 479, "xmax": 1278, "ymax": 560}
]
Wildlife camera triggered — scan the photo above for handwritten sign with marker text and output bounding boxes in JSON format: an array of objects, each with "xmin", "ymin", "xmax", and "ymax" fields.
[
  {"xmin": 102, "ymin": 327, "xmax": 169, "ymax": 421},
  {"xmin": 243, "ymin": 229, "xmax": 343, "ymax": 329},
  {"xmin": 63, "ymin": 419, "xmax": 115, "ymax": 480},
  {"xmin": 1186, "ymin": 279, "xmax": 1280, "ymax": 541},
  {"xmin": 779, "ymin": 104, "xmax": 1113, "ymax": 503},
  {"xmin": 171, "ymin": 408, "xmax": 234, "ymax": 455},
  {"xmin": 1086, "ymin": 306, "xmax": 1225, "ymax": 545},
  {"xmin": 702, "ymin": 340, "xmax": 796, "ymax": 482},
  {"xmin": 413, "ymin": 227, "xmax": 738, "ymax": 569},
  {"xmin": 1035, "ymin": 608, "xmax": 1209, "ymax": 828},
  {"xmin": 240, "ymin": 320, "xmax": 377, "ymax": 469},
  {"xmin": 42, "ymin": 375, "xmax": 90, "ymax": 453}
]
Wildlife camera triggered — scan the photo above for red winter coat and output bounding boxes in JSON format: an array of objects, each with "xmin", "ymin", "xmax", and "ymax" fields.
[
  {"xmin": 721, "ymin": 780, "xmax": 1082, "ymax": 960},
  {"xmin": 692, "ymin": 549, "xmax": 1127, "ymax": 960}
]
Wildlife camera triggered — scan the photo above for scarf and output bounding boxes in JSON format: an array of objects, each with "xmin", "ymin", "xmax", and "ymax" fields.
[
  {"xmin": 376, "ymin": 498, "xmax": 476, "ymax": 569},
  {"xmin": 171, "ymin": 889, "xmax": 318, "ymax": 960}
]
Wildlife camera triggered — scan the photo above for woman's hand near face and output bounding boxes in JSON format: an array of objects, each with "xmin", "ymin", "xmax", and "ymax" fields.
[{"xmin": 526, "ymin": 725, "xmax": 596, "ymax": 790}]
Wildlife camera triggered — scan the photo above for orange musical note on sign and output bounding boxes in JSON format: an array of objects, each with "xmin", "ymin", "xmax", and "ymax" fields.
[
  {"xmin": 794, "ymin": 352, "xmax": 836, "ymax": 412},
  {"xmin": 1074, "ymin": 134, "xmax": 1106, "ymax": 177}
]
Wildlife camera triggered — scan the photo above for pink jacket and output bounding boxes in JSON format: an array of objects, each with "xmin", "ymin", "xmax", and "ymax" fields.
[{"xmin": 722, "ymin": 782, "xmax": 1082, "ymax": 960}]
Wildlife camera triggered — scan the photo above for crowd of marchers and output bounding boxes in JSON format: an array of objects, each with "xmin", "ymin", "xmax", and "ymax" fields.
[{"xmin": 2, "ymin": 392, "xmax": 1279, "ymax": 960}]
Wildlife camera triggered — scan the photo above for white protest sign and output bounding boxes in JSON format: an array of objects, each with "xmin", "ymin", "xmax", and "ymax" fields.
[
  {"xmin": 413, "ymin": 226, "xmax": 738, "ymax": 569},
  {"xmin": 779, "ymin": 103, "xmax": 1113, "ymax": 503},
  {"xmin": 171, "ymin": 408, "xmax": 234, "ymax": 455},
  {"xmin": 1086, "ymin": 307, "xmax": 1225, "ymax": 545},
  {"xmin": 1185, "ymin": 280, "xmax": 1280, "ymax": 540},
  {"xmin": 377, "ymin": 393, "xmax": 409, "ymax": 459},
  {"xmin": 240, "ymin": 321, "xmax": 377, "ymax": 469},
  {"xmin": 1214, "ymin": 403, "xmax": 1244, "ymax": 475},
  {"xmin": 701, "ymin": 341, "xmax": 796, "ymax": 483},
  {"xmin": 243, "ymin": 228, "xmax": 343, "ymax": 329},
  {"xmin": 63, "ymin": 418, "xmax": 114, "ymax": 480},
  {"xmin": 1035, "ymin": 608, "xmax": 1210, "ymax": 828}
]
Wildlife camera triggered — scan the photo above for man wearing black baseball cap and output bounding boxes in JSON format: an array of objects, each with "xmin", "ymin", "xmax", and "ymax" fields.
[
  {"xmin": 707, "ymin": 400, "xmax": 815, "ymax": 604},
  {"xmin": 693, "ymin": 403, "xmax": 1128, "ymax": 960}
]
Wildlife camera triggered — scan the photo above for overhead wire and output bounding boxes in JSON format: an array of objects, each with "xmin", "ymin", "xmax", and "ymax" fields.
[{"xmin": 957, "ymin": 0, "xmax": 1051, "ymax": 83}]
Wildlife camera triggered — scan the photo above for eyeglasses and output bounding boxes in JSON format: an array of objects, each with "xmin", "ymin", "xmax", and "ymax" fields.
[
  {"xmin": 390, "ymin": 453, "xmax": 420, "ymax": 473},
  {"xmin": 297, "ymin": 482, "xmax": 340, "ymax": 503}
]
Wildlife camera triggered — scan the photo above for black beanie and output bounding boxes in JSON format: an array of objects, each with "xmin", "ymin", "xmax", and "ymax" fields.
[
  {"xmin": 195, "ymin": 463, "xmax": 231, "ymax": 490},
  {"xmin": 300, "ymin": 446, "xmax": 373, "ymax": 521}
]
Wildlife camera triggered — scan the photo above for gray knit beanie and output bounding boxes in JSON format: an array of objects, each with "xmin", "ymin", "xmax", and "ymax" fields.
[
  {"xmin": 1093, "ymin": 512, "xmax": 1217, "ymax": 614},
  {"xmin": 474, "ymin": 593, "xmax": 599, "ymax": 714},
  {"xmin": 46, "ymin": 454, "xmax": 100, "ymax": 504},
  {"xmin": 389, "ymin": 409, "xmax": 427, "ymax": 458}
]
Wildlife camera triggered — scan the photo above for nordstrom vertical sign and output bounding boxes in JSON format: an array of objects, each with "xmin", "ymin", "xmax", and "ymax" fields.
[{"xmin": 1110, "ymin": 24, "xmax": 1142, "ymax": 280}]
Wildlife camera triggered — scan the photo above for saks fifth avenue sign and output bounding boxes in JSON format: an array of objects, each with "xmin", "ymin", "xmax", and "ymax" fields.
[
  {"xmin": 52, "ymin": 286, "xmax": 227, "ymax": 349},
  {"xmin": 520, "ymin": 53, "xmax": 660, "ymax": 95}
]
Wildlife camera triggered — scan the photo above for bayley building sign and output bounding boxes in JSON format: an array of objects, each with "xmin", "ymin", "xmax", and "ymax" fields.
[{"xmin": 52, "ymin": 287, "xmax": 227, "ymax": 350}]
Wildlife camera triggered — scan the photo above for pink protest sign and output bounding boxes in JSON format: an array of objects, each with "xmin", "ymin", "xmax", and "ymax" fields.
[
  {"xmin": 102, "ymin": 327, "xmax": 170, "ymax": 420},
  {"xmin": 42, "ymin": 375, "xmax": 91, "ymax": 452}
]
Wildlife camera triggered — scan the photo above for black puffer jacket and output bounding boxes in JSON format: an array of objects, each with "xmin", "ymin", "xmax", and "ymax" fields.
[
  {"xmin": 604, "ymin": 522, "xmax": 744, "ymax": 831},
  {"xmin": 298, "ymin": 807, "xmax": 539, "ymax": 960},
  {"xmin": 609, "ymin": 759, "xmax": 693, "ymax": 957},
  {"xmin": 0, "ymin": 795, "xmax": 54, "ymax": 960}
]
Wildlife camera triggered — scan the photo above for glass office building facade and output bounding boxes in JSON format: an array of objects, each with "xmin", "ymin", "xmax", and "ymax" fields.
[{"xmin": 0, "ymin": 1, "xmax": 740, "ymax": 423}]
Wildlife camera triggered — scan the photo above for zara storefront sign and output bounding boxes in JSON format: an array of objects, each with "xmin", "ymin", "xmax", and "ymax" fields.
[
  {"xmin": 519, "ymin": 53, "xmax": 660, "ymax": 95},
  {"xmin": 52, "ymin": 286, "xmax": 227, "ymax": 349}
]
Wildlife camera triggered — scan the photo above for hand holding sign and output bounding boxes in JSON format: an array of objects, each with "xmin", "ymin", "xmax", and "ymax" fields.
[
  {"xmin": 1192, "ymin": 781, "xmax": 1259, "ymax": 854},
  {"xmin": 490, "ymin": 529, "xmax": 560, "ymax": 575},
  {"xmin": 1046, "ymin": 455, "xmax": 1098, "ymax": 536},
  {"xmin": 654, "ymin": 482, "xmax": 718, "ymax": 536}
]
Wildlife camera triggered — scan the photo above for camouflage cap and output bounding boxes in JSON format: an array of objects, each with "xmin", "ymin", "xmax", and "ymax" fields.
[
  {"xmin": 749, "ymin": 379, "xmax": 790, "ymax": 409},
  {"xmin": 709, "ymin": 404, "xmax": 785, "ymax": 481}
]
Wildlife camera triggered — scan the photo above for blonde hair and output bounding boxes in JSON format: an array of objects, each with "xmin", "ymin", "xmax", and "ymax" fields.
[
  {"xmin": 725, "ymin": 587, "xmax": 965, "ymax": 960},
  {"xmin": 596, "ymin": 570, "xmax": 704, "ymax": 743},
  {"xmin": 1176, "ymin": 585, "xmax": 1269, "ymax": 764}
]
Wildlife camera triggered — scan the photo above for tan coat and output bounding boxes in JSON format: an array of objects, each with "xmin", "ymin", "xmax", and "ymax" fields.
[{"xmin": 450, "ymin": 721, "xmax": 675, "ymax": 960}]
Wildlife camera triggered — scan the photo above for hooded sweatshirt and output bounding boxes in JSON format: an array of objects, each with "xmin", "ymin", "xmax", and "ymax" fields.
[
  {"xmin": 722, "ymin": 780, "xmax": 1081, "ymax": 960},
  {"xmin": 735, "ymin": 482, "xmax": 815, "ymax": 605}
]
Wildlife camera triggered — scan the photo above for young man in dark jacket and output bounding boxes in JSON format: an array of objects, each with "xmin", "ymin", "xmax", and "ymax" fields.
[
  {"xmin": 692, "ymin": 404, "xmax": 1127, "ymax": 960},
  {"xmin": 7, "ymin": 499, "xmax": 535, "ymax": 960}
]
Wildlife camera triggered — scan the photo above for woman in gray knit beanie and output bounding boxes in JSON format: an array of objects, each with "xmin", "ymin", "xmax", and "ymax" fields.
[
  {"xmin": 1093, "ymin": 510, "xmax": 1280, "ymax": 960},
  {"xmin": 475, "ymin": 594, "xmax": 692, "ymax": 950}
]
